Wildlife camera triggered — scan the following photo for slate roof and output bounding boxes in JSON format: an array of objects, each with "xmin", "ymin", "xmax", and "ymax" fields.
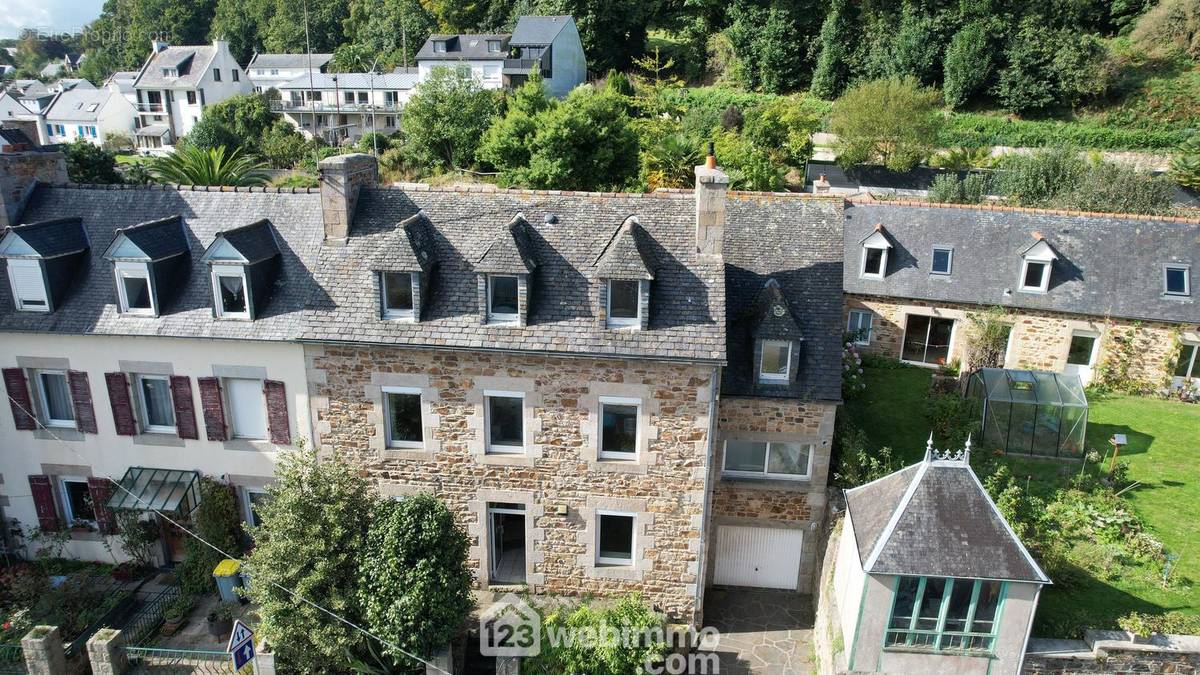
[
  {"xmin": 213, "ymin": 219, "xmax": 282, "ymax": 263},
  {"xmin": 369, "ymin": 212, "xmax": 435, "ymax": 272},
  {"xmin": 510, "ymin": 16, "xmax": 572, "ymax": 45},
  {"xmin": 248, "ymin": 53, "xmax": 333, "ymax": 70},
  {"xmin": 474, "ymin": 215, "xmax": 538, "ymax": 273},
  {"xmin": 416, "ymin": 35, "xmax": 510, "ymax": 61},
  {"xmin": 2, "ymin": 217, "xmax": 89, "ymax": 257},
  {"xmin": 594, "ymin": 218, "xmax": 655, "ymax": 280},
  {"xmin": 106, "ymin": 216, "xmax": 190, "ymax": 261},
  {"xmin": 845, "ymin": 454, "xmax": 1050, "ymax": 583},
  {"xmin": 844, "ymin": 201, "xmax": 1200, "ymax": 325},
  {"xmin": 0, "ymin": 128, "xmax": 35, "ymax": 148},
  {"xmin": 44, "ymin": 88, "xmax": 117, "ymax": 123},
  {"xmin": 135, "ymin": 46, "xmax": 216, "ymax": 88}
]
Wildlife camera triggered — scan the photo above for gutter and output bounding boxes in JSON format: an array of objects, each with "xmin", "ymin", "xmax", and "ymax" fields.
[
  {"xmin": 1017, "ymin": 584, "xmax": 1043, "ymax": 674},
  {"xmin": 692, "ymin": 364, "xmax": 721, "ymax": 627}
]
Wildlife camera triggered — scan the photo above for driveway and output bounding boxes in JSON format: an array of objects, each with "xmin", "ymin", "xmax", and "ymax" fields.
[{"xmin": 702, "ymin": 588, "xmax": 815, "ymax": 674}]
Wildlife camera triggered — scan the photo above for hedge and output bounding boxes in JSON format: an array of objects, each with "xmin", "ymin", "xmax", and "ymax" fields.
[{"xmin": 939, "ymin": 113, "xmax": 1187, "ymax": 151}]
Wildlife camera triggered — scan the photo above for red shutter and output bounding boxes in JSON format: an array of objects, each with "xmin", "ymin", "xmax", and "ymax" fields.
[
  {"xmin": 3, "ymin": 368, "xmax": 36, "ymax": 431},
  {"xmin": 68, "ymin": 371, "xmax": 98, "ymax": 434},
  {"xmin": 104, "ymin": 372, "xmax": 137, "ymax": 436},
  {"xmin": 28, "ymin": 475, "xmax": 60, "ymax": 532},
  {"xmin": 264, "ymin": 379, "xmax": 290, "ymax": 445},
  {"xmin": 197, "ymin": 377, "xmax": 228, "ymax": 441},
  {"xmin": 169, "ymin": 376, "xmax": 199, "ymax": 440},
  {"xmin": 87, "ymin": 477, "xmax": 118, "ymax": 535}
]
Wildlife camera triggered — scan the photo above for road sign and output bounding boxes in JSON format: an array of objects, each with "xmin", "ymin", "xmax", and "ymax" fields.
[{"xmin": 227, "ymin": 619, "xmax": 255, "ymax": 671}]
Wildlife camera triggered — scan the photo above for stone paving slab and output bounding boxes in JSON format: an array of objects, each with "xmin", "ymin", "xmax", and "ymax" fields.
[{"xmin": 702, "ymin": 588, "xmax": 815, "ymax": 675}]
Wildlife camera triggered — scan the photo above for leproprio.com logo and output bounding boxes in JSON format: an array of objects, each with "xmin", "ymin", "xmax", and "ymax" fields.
[{"xmin": 479, "ymin": 594, "xmax": 723, "ymax": 673}]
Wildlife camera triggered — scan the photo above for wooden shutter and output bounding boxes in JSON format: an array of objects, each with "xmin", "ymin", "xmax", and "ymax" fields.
[
  {"xmin": 2, "ymin": 368, "xmax": 36, "ymax": 431},
  {"xmin": 169, "ymin": 375, "xmax": 199, "ymax": 440},
  {"xmin": 104, "ymin": 372, "xmax": 137, "ymax": 436},
  {"xmin": 197, "ymin": 377, "xmax": 228, "ymax": 441},
  {"xmin": 264, "ymin": 380, "xmax": 290, "ymax": 445},
  {"xmin": 68, "ymin": 371, "xmax": 98, "ymax": 434},
  {"xmin": 87, "ymin": 477, "xmax": 118, "ymax": 535},
  {"xmin": 28, "ymin": 475, "xmax": 60, "ymax": 531}
]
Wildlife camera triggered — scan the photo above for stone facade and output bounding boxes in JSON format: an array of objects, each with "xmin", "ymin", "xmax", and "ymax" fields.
[
  {"xmin": 305, "ymin": 343, "xmax": 719, "ymax": 624},
  {"xmin": 0, "ymin": 151, "xmax": 68, "ymax": 228},
  {"xmin": 845, "ymin": 294, "xmax": 1199, "ymax": 389}
]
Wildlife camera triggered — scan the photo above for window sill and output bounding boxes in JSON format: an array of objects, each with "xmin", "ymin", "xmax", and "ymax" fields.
[
  {"xmin": 1016, "ymin": 288, "xmax": 1048, "ymax": 295},
  {"xmin": 882, "ymin": 646, "xmax": 995, "ymax": 658},
  {"xmin": 587, "ymin": 459, "xmax": 647, "ymax": 474}
]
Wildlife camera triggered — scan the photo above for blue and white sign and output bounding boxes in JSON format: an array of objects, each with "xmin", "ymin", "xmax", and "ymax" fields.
[{"xmin": 227, "ymin": 619, "xmax": 255, "ymax": 671}]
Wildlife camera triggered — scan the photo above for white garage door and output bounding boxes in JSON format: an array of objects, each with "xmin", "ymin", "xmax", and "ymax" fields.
[{"xmin": 714, "ymin": 525, "xmax": 803, "ymax": 590}]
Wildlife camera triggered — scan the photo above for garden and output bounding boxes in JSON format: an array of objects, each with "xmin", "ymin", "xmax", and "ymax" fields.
[{"xmin": 838, "ymin": 354, "xmax": 1200, "ymax": 638}]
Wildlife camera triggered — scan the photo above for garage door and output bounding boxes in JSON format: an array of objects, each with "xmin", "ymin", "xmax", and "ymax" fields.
[{"xmin": 714, "ymin": 525, "xmax": 803, "ymax": 590}]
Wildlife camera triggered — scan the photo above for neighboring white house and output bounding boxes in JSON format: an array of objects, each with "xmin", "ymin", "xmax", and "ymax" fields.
[
  {"xmin": 415, "ymin": 15, "xmax": 587, "ymax": 97},
  {"xmin": 104, "ymin": 71, "xmax": 140, "ymax": 107},
  {"xmin": 273, "ymin": 71, "xmax": 419, "ymax": 144},
  {"xmin": 131, "ymin": 39, "xmax": 252, "ymax": 152},
  {"xmin": 247, "ymin": 52, "xmax": 333, "ymax": 94},
  {"xmin": 39, "ymin": 87, "xmax": 137, "ymax": 147}
]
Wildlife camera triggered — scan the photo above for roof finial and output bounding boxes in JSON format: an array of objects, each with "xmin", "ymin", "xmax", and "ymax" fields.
[
  {"xmin": 924, "ymin": 432, "xmax": 934, "ymax": 462},
  {"xmin": 964, "ymin": 433, "xmax": 972, "ymax": 464}
]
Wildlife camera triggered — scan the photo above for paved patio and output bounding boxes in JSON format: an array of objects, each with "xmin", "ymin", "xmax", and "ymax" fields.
[{"xmin": 702, "ymin": 588, "xmax": 815, "ymax": 674}]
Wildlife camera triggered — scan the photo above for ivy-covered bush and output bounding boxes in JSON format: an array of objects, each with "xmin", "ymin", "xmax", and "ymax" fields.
[{"xmin": 176, "ymin": 477, "xmax": 244, "ymax": 597}]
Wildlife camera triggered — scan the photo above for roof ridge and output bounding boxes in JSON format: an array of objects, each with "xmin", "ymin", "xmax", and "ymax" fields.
[
  {"xmin": 45, "ymin": 183, "xmax": 321, "ymax": 194},
  {"xmin": 863, "ymin": 460, "xmax": 929, "ymax": 572},
  {"xmin": 847, "ymin": 195, "xmax": 1200, "ymax": 224}
]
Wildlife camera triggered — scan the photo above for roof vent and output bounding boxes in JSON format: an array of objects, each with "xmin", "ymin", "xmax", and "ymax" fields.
[{"xmin": 543, "ymin": 214, "xmax": 558, "ymax": 224}]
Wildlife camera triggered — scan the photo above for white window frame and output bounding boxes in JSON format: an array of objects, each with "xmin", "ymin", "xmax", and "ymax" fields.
[
  {"xmin": 931, "ymin": 246, "xmax": 953, "ymax": 275},
  {"xmin": 382, "ymin": 386, "xmax": 424, "ymax": 449},
  {"xmin": 487, "ymin": 274, "xmax": 519, "ymax": 325},
  {"xmin": 1174, "ymin": 342, "xmax": 1199, "ymax": 383},
  {"xmin": 134, "ymin": 373, "xmax": 176, "ymax": 434},
  {"xmin": 605, "ymin": 279, "xmax": 640, "ymax": 328},
  {"xmin": 211, "ymin": 264, "xmax": 250, "ymax": 319},
  {"xmin": 1018, "ymin": 259, "xmax": 1051, "ymax": 293},
  {"xmin": 484, "ymin": 390, "xmax": 525, "ymax": 455},
  {"xmin": 59, "ymin": 477, "xmax": 95, "ymax": 526},
  {"xmin": 721, "ymin": 440, "xmax": 815, "ymax": 481},
  {"xmin": 35, "ymin": 369, "xmax": 74, "ymax": 428},
  {"xmin": 598, "ymin": 396, "xmax": 640, "ymax": 461},
  {"xmin": 381, "ymin": 271, "xmax": 415, "ymax": 321},
  {"xmin": 115, "ymin": 261, "xmax": 156, "ymax": 316},
  {"xmin": 595, "ymin": 510, "xmax": 636, "ymax": 567},
  {"xmin": 899, "ymin": 314, "xmax": 958, "ymax": 368},
  {"xmin": 1164, "ymin": 264, "xmax": 1190, "ymax": 297},
  {"xmin": 5, "ymin": 258, "xmax": 49, "ymax": 312},
  {"xmin": 847, "ymin": 309, "xmax": 873, "ymax": 346},
  {"xmin": 860, "ymin": 246, "xmax": 888, "ymax": 279},
  {"xmin": 759, "ymin": 339, "xmax": 792, "ymax": 383},
  {"xmin": 223, "ymin": 377, "xmax": 268, "ymax": 440},
  {"xmin": 243, "ymin": 487, "xmax": 269, "ymax": 528},
  {"xmin": 1066, "ymin": 330, "xmax": 1101, "ymax": 368}
]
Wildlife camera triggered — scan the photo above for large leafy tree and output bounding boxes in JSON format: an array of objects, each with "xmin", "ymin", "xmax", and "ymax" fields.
[
  {"xmin": 82, "ymin": 0, "xmax": 218, "ymax": 77},
  {"xmin": 262, "ymin": 0, "xmax": 351, "ymax": 53},
  {"xmin": 942, "ymin": 20, "xmax": 995, "ymax": 109},
  {"xmin": 993, "ymin": 18, "xmax": 1107, "ymax": 115},
  {"xmin": 478, "ymin": 74, "xmax": 554, "ymax": 174},
  {"xmin": 64, "ymin": 140, "xmax": 123, "ymax": 184},
  {"xmin": 400, "ymin": 67, "xmax": 499, "ymax": 171},
  {"xmin": 149, "ymin": 146, "xmax": 270, "ymax": 186},
  {"xmin": 210, "ymin": 0, "xmax": 275, "ymax": 64},
  {"xmin": 828, "ymin": 76, "xmax": 943, "ymax": 172},
  {"xmin": 725, "ymin": 3, "xmax": 812, "ymax": 93},
  {"xmin": 344, "ymin": 0, "xmax": 436, "ymax": 70},
  {"xmin": 531, "ymin": 0, "xmax": 657, "ymax": 71},
  {"xmin": 809, "ymin": 0, "xmax": 855, "ymax": 99}
]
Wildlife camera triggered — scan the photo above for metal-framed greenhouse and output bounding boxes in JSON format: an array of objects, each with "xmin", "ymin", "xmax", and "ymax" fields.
[{"xmin": 966, "ymin": 368, "xmax": 1088, "ymax": 459}]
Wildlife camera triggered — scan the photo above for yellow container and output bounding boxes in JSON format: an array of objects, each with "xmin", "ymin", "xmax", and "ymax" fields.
[{"xmin": 214, "ymin": 558, "xmax": 241, "ymax": 577}]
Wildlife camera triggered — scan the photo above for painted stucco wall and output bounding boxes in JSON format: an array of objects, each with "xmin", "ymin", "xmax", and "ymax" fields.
[
  {"xmin": 833, "ymin": 513, "xmax": 865, "ymax": 655},
  {"xmin": 849, "ymin": 573, "xmax": 1040, "ymax": 675},
  {"xmin": 545, "ymin": 21, "xmax": 588, "ymax": 98},
  {"xmin": 0, "ymin": 332, "xmax": 310, "ymax": 561}
]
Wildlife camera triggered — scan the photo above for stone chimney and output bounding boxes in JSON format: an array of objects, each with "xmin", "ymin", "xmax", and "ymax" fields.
[
  {"xmin": 150, "ymin": 39, "xmax": 170, "ymax": 53},
  {"xmin": 694, "ymin": 144, "xmax": 729, "ymax": 261},
  {"xmin": 813, "ymin": 174, "xmax": 831, "ymax": 194},
  {"xmin": 319, "ymin": 153, "xmax": 378, "ymax": 245},
  {"xmin": 0, "ymin": 151, "xmax": 68, "ymax": 229}
]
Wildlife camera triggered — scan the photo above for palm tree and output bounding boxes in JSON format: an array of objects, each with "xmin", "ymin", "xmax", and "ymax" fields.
[{"xmin": 149, "ymin": 145, "xmax": 270, "ymax": 187}]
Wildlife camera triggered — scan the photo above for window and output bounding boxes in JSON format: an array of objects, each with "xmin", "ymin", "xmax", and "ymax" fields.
[
  {"xmin": 847, "ymin": 309, "xmax": 873, "ymax": 345},
  {"xmin": 344, "ymin": 91, "xmax": 355, "ymax": 104},
  {"xmin": 6, "ymin": 259, "xmax": 48, "ymax": 311},
  {"xmin": 383, "ymin": 387, "xmax": 423, "ymax": 449},
  {"xmin": 381, "ymin": 272, "xmax": 414, "ymax": 320},
  {"xmin": 1019, "ymin": 260, "xmax": 1050, "ymax": 293},
  {"xmin": 487, "ymin": 275, "xmax": 519, "ymax": 324},
  {"xmin": 487, "ymin": 39, "xmax": 502, "ymax": 53},
  {"xmin": 357, "ymin": 91, "xmax": 368, "ymax": 104},
  {"xmin": 268, "ymin": 69, "xmax": 278, "ymax": 76},
  {"xmin": 434, "ymin": 41, "xmax": 447, "ymax": 53},
  {"xmin": 212, "ymin": 265, "xmax": 249, "ymax": 318},
  {"xmin": 886, "ymin": 576, "xmax": 1004, "ymax": 653},
  {"xmin": 244, "ymin": 488, "xmax": 269, "ymax": 528},
  {"xmin": 1175, "ymin": 343, "xmax": 1199, "ymax": 380},
  {"xmin": 384, "ymin": 91, "xmax": 399, "ymax": 105},
  {"xmin": 45, "ymin": 123, "xmax": 53, "ymax": 137},
  {"xmin": 1164, "ymin": 265, "xmax": 1190, "ymax": 296},
  {"xmin": 723, "ymin": 440, "xmax": 813, "ymax": 479},
  {"xmin": 88, "ymin": 126, "xmax": 97, "ymax": 138},
  {"xmin": 135, "ymin": 374, "xmax": 175, "ymax": 433},
  {"xmin": 483, "ymin": 65, "xmax": 501, "ymax": 81},
  {"xmin": 162, "ymin": 68, "xmax": 177, "ymax": 78},
  {"xmin": 759, "ymin": 340, "xmax": 792, "ymax": 382},
  {"xmin": 606, "ymin": 279, "xmax": 639, "ymax": 328},
  {"xmin": 901, "ymin": 315, "xmax": 954, "ymax": 365},
  {"xmin": 931, "ymin": 247, "xmax": 953, "ymax": 275},
  {"xmin": 1066, "ymin": 332, "xmax": 1098, "ymax": 368},
  {"xmin": 60, "ymin": 479, "xmax": 95, "ymax": 525},
  {"xmin": 186, "ymin": 91, "xmax": 196, "ymax": 105},
  {"xmin": 485, "ymin": 392, "xmax": 524, "ymax": 454},
  {"xmin": 596, "ymin": 511, "xmax": 635, "ymax": 566},
  {"xmin": 861, "ymin": 247, "xmax": 887, "ymax": 278},
  {"xmin": 232, "ymin": 69, "xmax": 239, "ymax": 82},
  {"xmin": 36, "ymin": 370, "xmax": 74, "ymax": 427},
  {"xmin": 56, "ymin": 124, "xmax": 65, "ymax": 135},
  {"xmin": 599, "ymin": 398, "xmax": 638, "ymax": 460},
  {"xmin": 115, "ymin": 262, "xmax": 154, "ymax": 315},
  {"xmin": 224, "ymin": 377, "xmax": 267, "ymax": 440},
  {"xmin": 213, "ymin": 68, "xmax": 222, "ymax": 81}
]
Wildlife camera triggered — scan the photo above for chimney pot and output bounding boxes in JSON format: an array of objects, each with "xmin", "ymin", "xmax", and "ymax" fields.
[
  {"xmin": 705, "ymin": 142, "xmax": 717, "ymax": 170},
  {"xmin": 813, "ymin": 173, "xmax": 831, "ymax": 194}
]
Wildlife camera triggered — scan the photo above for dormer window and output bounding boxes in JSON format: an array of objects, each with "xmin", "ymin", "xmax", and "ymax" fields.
[
  {"xmin": 488, "ymin": 274, "xmax": 519, "ymax": 324},
  {"xmin": 115, "ymin": 262, "xmax": 155, "ymax": 315},
  {"xmin": 1, "ymin": 217, "xmax": 90, "ymax": 314},
  {"xmin": 1018, "ymin": 235, "xmax": 1057, "ymax": 294},
  {"xmin": 5, "ymin": 259, "xmax": 48, "ymax": 312},
  {"xmin": 859, "ymin": 226, "xmax": 893, "ymax": 280},
  {"xmin": 606, "ymin": 280, "xmax": 640, "ymax": 328},
  {"xmin": 487, "ymin": 40, "xmax": 502, "ymax": 53},
  {"xmin": 162, "ymin": 68, "xmax": 178, "ymax": 78},
  {"xmin": 212, "ymin": 265, "xmax": 249, "ymax": 318},
  {"xmin": 381, "ymin": 271, "xmax": 415, "ymax": 320},
  {"xmin": 434, "ymin": 41, "xmax": 448, "ymax": 53},
  {"xmin": 200, "ymin": 219, "xmax": 282, "ymax": 321},
  {"xmin": 759, "ymin": 340, "xmax": 792, "ymax": 383},
  {"xmin": 1164, "ymin": 264, "xmax": 1190, "ymax": 297},
  {"xmin": 103, "ymin": 216, "xmax": 190, "ymax": 319}
]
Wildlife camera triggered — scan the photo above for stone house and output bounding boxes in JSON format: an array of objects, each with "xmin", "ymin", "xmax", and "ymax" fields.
[{"xmin": 843, "ymin": 201, "xmax": 1200, "ymax": 395}]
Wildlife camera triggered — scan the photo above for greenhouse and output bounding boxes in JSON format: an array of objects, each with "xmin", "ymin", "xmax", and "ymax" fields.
[{"xmin": 966, "ymin": 368, "xmax": 1088, "ymax": 459}]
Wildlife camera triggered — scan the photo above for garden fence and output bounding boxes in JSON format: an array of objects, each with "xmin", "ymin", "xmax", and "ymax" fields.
[
  {"xmin": 0, "ymin": 643, "xmax": 25, "ymax": 674},
  {"xmin": 126, "ymin": 646, "xmax": 235, "ymax": 674}
]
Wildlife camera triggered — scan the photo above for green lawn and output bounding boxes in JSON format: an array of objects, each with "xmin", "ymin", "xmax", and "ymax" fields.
[{"xmin": 842, "ymin": 363, "xmax": 1200, "ymax": 634}]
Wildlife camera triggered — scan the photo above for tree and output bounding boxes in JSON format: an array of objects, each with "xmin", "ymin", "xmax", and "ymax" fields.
[
  {"xmin": 149, "ymin": 146, "xmax": 270, "ymax": 186},
  {"xmin": 994, "ymin": 19, "xmax": 1108, "ymax": 115},
  {"xmin": 828, "ymin": 76, "xmax": 943, "ymax": 172},
  {"xmin": 943, "ymin": 21, "xmax": 995, "ymax": 109},
  {"xmin": 1170, "ymin": 133, "xmax": 1200, "ymax": 190},
  {"xmin": 242, "ymin": 449, "xmax": 375, "ymax": 672},
  {"xmin": 175, "ymin": 478, "xmax": 244, "ymax": 597},
  {"xmin": 478, "ymin": 75, "xmax": 553, "ymax": 175},
  {"xmin": 725, "ymin": 4, "xmax": 809, "ymax": 93},
  {"xmin": 742, "ymin": 94, "xmax": 821, "ymax": 168},
  {"xmin": 531, "ymin": 0, "xmax": 656, "ymax": 71},
  {"xmin": 211, "ymin": 0, "xmax": 275, "ymax": 64},
  {"xmin": 64, "ymin": 140, "xmax": 122, "ymax": 184},
  {"xmin": 260, "ymin": 121, "xmax": 313, "ymax": 169},
  {"xmin": 400, "ymin": 68, "xmax": 498, "ymax": 171},
  {"xmin": 810, "ymin": 0, "xmax": 855, "ymax": 99},
  {"xmin": 263, "ymin": 0, "xmax": 351, "ymax": 53},
  {"xmin": 82, "ymin": 0, "xmax": 218, "ymax": 75},
  {"xmin": 712, "ymin": 129, "xmax": 785, "ymax": 191},
  {"xmin": 515, "ymin": 87, "xmax": 640, "ymax": 190},
  {"xmin": 344, "ymin": 0, "xmax": 435, "ymax": 70},
  {"xmin": 205, "ymin": 94, "xmax": 277, "ymax": 142},
  {"xmin": 358, "ymin": 494, "xmax": 473, "ymax": 666},
  {"xmin": 184, "ymin": 117, "xmax": 240, "ymax": 153},
  {"xmin": 886, "ymin": 3, "xmax": 941, "ymax": 85}
]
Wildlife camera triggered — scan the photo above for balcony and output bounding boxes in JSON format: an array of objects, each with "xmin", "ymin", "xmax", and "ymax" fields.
[
  {"xmin": 269, "ymin": 99, "xmax": 402, "ymax": 114},
  {"xmin": 503, "ymin": 59, "xmax": 552, "ymax": 78},
  {"xmin": 134, "ymin": 102, "xmax": 165, "ymax": 114}
]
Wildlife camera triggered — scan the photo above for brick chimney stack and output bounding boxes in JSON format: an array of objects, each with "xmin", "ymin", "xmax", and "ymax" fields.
[
  {"xmin": 318, "ymin": 153, "xmax": 378, "ymax": 246},
  {"xmin": 694, "ymin": 144, "xmax": 728, "ymax": 261}
]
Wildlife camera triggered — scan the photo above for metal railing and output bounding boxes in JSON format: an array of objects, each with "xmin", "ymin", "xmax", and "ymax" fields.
[
  {"xmin": 134, "ymin": 102, "xmax": 166, "ymax": 113},
  {"xmin": 124, "ymin": 584, "xmax": 181, "ymax": 647},
  {"xmin": 0, "ymin": 643, "xmax": 26, "ymax": 674},
  {"xmin": 126, "ymin": 647, "xmax": 235, "ymax": 674},
  {"xmin": 270, "ymin": 100, "xmax": 402, "ymax": 113}
]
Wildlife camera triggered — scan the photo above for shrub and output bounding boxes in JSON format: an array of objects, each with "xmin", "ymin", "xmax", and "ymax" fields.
[
  {"xmin": 994, "ymin": 20, "xmax": 1108, "ymax": 114},
  {"xmin": 991, "ymin": 148, "xmax": 1087, "ymax": 206},
  {"xmin": 842, "ymin": 340, "xmax": 866, "ymax": 399},
  {"xmin": 268, "ymin": 173, "xmax": 319, "ymax": 189},
  {"xmin": 1119, "ymin": 611, "xmax": 1200, "ymax": 637},
  {"xmin": 523, "ymin": 594, "xmax": 668, "ymax": 675},
  {"xmin": 176, "ymin": 478, "xmax": 244, "ymax": 597},
  {"xmin": 832, "ymin": 421, "xmax": 897, "ymax": 487},
  {"xmin": 939, "ymin": 113, "xmax": 1187, "ymax": 151},
  {"xmin": 63, "ymin": 139, "xmax": 122, "ymax": 184},
  {"xmin": 516, "ymin": 88, "xmax": 640, "ymax": 191},
  {"xmin": 1130, "ymin": 0, "xmax": 1200, "ymax": 59},
  {"xmin": 965, "ymin": 307, "xmax": 1013, "ymax": 369},
  {"xmin": 924, "ymin": 394, "xmax": 977, "ymax": 450},
  {"xmin": 401, "ymin": 68, "xmax": 498, "ymax": 172},
  {"xmin": 927, "ymin": 173, "xmax": 990, "ymax": 204},
  {"xmin": 829, "ymin": 76, "xmax": 942, "ymax": 172},
  {"xmin": 943, "ymin": 21, "xmax": 994, "ymax": 109},
  {"xmin": 259, "ymin": 120, "xmax": 311, "ymax": 169},
  {"xmin": 712, "ymin": 130, "xmax": 784, "ymax": 191},
  {"xmin": 1170, "ymin": 133, "xmax": 1200, "ymax": 190},
  {"xmin": 992, "ymin": 149, "xmax": 1172, "ymax": 214},
  {"xmin": 742, "ymin": 95, "xmax": 821, "ymax": 168},
  {"xmin": 185, "ymin": 117, "xmax": 240, "ymax": 153}
]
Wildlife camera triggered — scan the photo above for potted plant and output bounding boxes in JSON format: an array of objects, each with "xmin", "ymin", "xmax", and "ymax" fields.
[
  {"xmin": 207, "ymin": 602, "xmax": 234, "ymax": 637},
  {"xmin": 160, "ymin": 595, "xmax": 193, "ymax": 636}
]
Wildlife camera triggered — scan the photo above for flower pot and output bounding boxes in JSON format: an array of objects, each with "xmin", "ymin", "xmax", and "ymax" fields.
[
  {"xmin": 207, "ymin": 616, "xmax": 232, "ymax": 637},
  {"xmin": 160, "ymin": 617, "xmax": 186, "ymax": 636}
]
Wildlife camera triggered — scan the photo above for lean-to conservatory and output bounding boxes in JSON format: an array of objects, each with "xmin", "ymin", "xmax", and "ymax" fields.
[{"xmin": 966, "ymin": 368, "xmax": 1088, "ymax": 459}]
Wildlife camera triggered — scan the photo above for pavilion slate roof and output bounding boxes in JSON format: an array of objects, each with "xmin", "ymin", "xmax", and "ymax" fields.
[
  {"xmin": 594, "ymin": 218, "xmax": 656, "ymax": 280},
  {"xmin": 109, "ymin": 216, "xmax": 189, "ymax": 261}
]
